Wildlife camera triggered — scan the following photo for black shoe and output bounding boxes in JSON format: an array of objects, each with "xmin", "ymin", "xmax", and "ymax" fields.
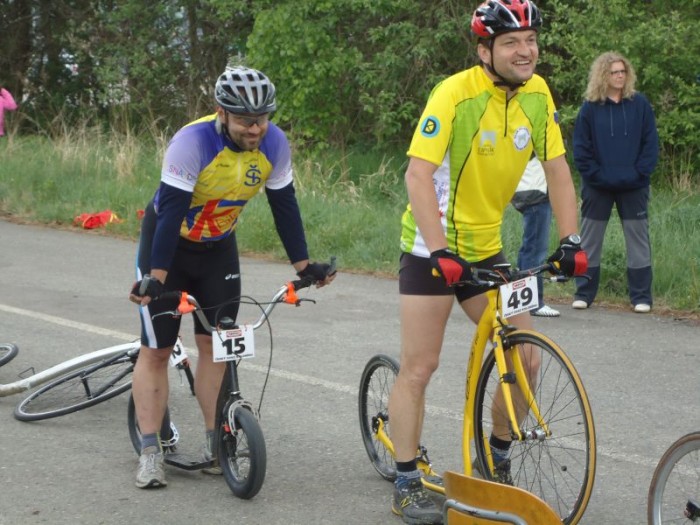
[
  {"xmin": 473, "ymin": 458, "xmax": 513, "ymax": 486},
  {"xmin": 391, "ymin": 478, "xmax": 443, "ymax": 525},
  {"xmin": 492, "ymin": 458, "xmax": 513, "ymax": 485}
]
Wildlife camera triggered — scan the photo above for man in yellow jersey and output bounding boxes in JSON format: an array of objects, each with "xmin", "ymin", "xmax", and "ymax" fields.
[
  {"xmin": 128, "ymin": 66, "xmax": 335, "ymax": 489},
  {"xmin": 388, "ymin": 1, "xmax": 587, "ymax": 523}
]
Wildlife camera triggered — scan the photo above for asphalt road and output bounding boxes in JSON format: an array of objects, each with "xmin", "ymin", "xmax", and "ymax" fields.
[{"xmin": 0, "ymin": 219, "xmax": 698, "ymax": 525}]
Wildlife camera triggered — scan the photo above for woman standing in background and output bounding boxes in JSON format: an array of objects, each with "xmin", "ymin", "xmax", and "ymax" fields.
[{"xmin": 572, "ymin": 51, "xmax": 659, "ymax": 313}]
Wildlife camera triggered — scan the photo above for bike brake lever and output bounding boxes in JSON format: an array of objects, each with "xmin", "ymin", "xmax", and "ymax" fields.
[{"xmin": 151, "ymin": 310, "xmax": 182, "ymax": 320}]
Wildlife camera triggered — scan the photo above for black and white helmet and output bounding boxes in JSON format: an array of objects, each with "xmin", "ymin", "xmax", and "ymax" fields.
[{"xmin": 214, "ymin": 66, "xmax": 277, "ymax": 115}]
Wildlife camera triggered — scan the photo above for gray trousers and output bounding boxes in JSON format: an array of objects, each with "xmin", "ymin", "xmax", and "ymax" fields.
[{"xmin": 574, "ymin": 185, "xmax": 653, "ymax": 306}]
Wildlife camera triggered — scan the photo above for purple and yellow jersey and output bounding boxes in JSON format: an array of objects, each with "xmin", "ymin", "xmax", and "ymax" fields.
[
  {"xmin": 155, "ymin": 114, "xmax": 292, "ymax": 242},
  {"xmin": 400, "ymin": 66, "xmax": 565, "ymax": 261}
]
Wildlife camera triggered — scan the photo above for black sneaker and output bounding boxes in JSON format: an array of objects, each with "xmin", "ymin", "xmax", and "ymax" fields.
[
  {"xmin": 473, "ymin": 458, "xmax": 514, "ymax": 486},
  {"xmin": 492, "ymin": 458, "xmax": 513, "ymax": 485},
  {"xmin": 392, "ymin": 478, "xmax": 443, "ymax": 525}
]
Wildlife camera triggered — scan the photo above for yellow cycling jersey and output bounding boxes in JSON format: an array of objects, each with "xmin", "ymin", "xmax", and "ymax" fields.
[
  {"xmin": 158, "ymin": 114, "xmax": 292, "ymax": 242},
  {"xmin": 400, "ymin": 65, "xmax": 566, "ymax": 261}
]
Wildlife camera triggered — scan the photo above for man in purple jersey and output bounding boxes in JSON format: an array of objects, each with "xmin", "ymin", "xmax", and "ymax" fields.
[{"xmin": 128, "ymin": 66, "xmax": 335, "ymax": 489}]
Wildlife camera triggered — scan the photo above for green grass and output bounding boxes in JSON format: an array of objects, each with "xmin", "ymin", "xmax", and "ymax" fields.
[{"xmin": 1, "ymin": 132, "xmax": 698, "ymax": 313}]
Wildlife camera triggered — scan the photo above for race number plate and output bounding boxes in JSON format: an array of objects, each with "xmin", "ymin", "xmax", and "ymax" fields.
[
  {"xmin": 499, "ymin": 276, "xmax": 539, "ymax": 318},
  {"xmin": 169, "ymin": 338, "xmax": 188, "ymax": 367},
  {"xmin": 213, "ymin": 325, "xmax": 255, "ymax": 362}
]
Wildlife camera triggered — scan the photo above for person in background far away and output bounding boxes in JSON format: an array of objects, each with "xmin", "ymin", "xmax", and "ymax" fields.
[
  {"xmin": 512, "ymin": 153, "xmax": 560, "ymax": 317},
  {"xmin": 0, "ymin": 86, "xmax": 18, "ymax": 137},
  {"xmin": 572, "ymin": 51, "xmax": 659, "ymax": 313}
]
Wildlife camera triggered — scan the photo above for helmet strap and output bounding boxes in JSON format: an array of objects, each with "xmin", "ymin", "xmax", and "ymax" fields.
[
  {"xmin": 217, "ymin": 112, "xmax": 235, "ymax": 143},
  {"xmin": 483, "ymin": 39, "xmax": 526, "ymax": 92}
]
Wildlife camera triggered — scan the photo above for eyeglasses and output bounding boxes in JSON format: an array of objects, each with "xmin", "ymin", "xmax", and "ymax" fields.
[
  {"xmin": 609, "ymin": 69, "xmax": 627, "ymax": 76},
  {"xmin": 230, "ymin": 113, "xmax": 270, "ymax": 128}
]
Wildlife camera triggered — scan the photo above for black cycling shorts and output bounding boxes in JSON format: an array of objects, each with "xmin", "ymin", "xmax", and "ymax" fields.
[
  {"xmin": 399, "ymin": 251, "xmax": 507, "ymax": 303},
  {"xmin": 136, "ymin": 203, "xmax": 242, "ymax": 349}
]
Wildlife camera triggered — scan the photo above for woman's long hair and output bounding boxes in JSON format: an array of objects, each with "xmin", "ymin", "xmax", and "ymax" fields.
[{"xmin": 584, "ymin": 51, "xmax": 637, "ymax": 103}]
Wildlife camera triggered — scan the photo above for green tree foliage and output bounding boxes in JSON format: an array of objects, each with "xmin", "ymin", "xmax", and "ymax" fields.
[
  {"xmin": 539, "ymin": 0, "xmax": 700, "ymax": 184},
  {"xmin": 0, "ymin": 0, "xmax": 697, "ymax": 179},
  {"xmin": 248, "ymin": 0, "xmax": 474, "ymax": 148},
  {"xmin": 0, "ymin": 0, "xmax": 256, "ymax": 134}
]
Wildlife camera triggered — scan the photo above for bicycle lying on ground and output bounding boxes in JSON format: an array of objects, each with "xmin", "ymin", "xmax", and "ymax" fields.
[
  {"xmin": 4, "ymin": 338, "xmax": 189, "ymax": 422},
  {"xmin": 0, "ymin": 343, "xmax": 19, "ymax": 367},
  {"xmin": 647, "ymin": 431, "xmax": 700, "ymax": 524},
  {"xmin": 126, "ymin": 257, "xmax": 336, "ymax": 499},
  {"xmin": 359, "ymin": 262, "xmax": 596, "ymax": 524}
]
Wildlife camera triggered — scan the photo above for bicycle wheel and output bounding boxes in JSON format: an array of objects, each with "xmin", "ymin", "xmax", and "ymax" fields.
[
  {"xmin": 126, "ymin": 393, "xmax": 178, "ymax": 454},
  {"xmin": 219, "ymin": 405, "xmax": 266, "ymax": 499},
  {"xmin": 14, "ymin": 352, "xmax": 134, "ymax": 421},
  {"xmin": 647, "ymin": 432, "xmax": 700, "ymax": 524},
  {"xmin": 473, "ymin": 331, "xmax": 596, "ymax": 525},
  {"xmin": 358, "ymin": 354, "xmax": 399, "ymax": 481},
  {"xmin": 0, "ymin": 343, "xmax": 18, "ymax": 367}
]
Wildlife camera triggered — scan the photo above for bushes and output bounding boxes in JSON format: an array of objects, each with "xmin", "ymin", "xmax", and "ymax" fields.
[{"xmin": 1, "ymin": 0, "xmax": 697, "ymax": 180}]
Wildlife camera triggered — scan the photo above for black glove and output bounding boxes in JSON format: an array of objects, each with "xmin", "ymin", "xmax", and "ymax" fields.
[
  {"xmin": 130, "ymin": 275, "xmax": 164, "ymax": 299},
  {"xmin": 548, "ymin": 236, "xmax": 588, "ymax": 277},
  {"xmin": 429, "ymin": 249, "xmax": 472, "ymax": 286},
  {"xmin": 297, "ymin": 262, "xmax": 334, "ymax": 283}
]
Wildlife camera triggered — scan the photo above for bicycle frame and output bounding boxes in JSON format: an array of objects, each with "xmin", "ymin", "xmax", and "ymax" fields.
[
  {"xmin": 462, "ymin": 289, "xmax": 549, "ymax": 477},
  {"xmin": 371, "ymin": 282, "xmax": 551, "ymax": 491},
  {"xmin": 152, "ymin": 270, "xmax": 332, "ymax": 497},
  {"xmin": 162, "ymin": 279, "xmax": 319, "ymax": 420},
  {"xmin": 0, "ymin": 341, "xmax": 139, "ymax": 397},
  {"xmin": 361, "ymin": 263, "xmax": 595, "ymax": 523}
]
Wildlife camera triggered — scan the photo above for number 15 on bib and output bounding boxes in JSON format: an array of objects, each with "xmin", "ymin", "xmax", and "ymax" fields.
[{"xmin": 213, "ymin": 325, "xmax": 256, "ymax": 362}]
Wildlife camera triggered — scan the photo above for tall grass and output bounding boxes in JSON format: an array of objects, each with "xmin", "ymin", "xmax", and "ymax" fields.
[{"xmin": 0, "ymin": 130, "xmax": 698, "ymax": 313}]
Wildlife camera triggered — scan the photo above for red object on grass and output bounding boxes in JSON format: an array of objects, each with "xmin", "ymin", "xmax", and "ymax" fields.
[{"xmin": 73, "ymin": 209, "xmax": 121, "ymax": 229}]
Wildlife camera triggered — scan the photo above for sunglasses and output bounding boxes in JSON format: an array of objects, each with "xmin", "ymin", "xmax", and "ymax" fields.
[{"xmin": 229, "ymin": 113, "xmax": 270, "ymax": 128}]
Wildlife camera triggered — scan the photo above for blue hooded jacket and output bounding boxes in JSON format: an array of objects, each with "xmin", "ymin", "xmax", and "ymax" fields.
[{"xmin": 573, "ymin": 93, "xmax": 659, "ymax": 190}]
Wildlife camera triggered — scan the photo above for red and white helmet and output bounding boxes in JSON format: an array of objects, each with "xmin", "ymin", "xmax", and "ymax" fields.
[{"xmin": 471, "ymin": 0, "xmax": 542, "ymax": 39}]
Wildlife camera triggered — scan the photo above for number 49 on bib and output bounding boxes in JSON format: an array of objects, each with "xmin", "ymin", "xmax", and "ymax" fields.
[{"xmin": 499, "ymin": 276, "xmax": 539, "ymax": 318}]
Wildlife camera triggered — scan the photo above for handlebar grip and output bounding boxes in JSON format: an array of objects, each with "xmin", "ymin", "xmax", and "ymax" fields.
[
  {"xmin": 158, "ymin": 291, "xmax": 182, "ymax": 301},
  {"xmin": 153, "ymin": 291, "xmax": 195, "ymax": 314}
]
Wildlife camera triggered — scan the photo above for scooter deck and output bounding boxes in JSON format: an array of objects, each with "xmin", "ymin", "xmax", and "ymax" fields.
[{"xmin": 163, "ymin": 452, "xmax": 215, "ymax": 471}]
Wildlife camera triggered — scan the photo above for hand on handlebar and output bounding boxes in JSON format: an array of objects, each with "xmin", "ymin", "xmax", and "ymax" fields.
[
  {"xmin": 547, "ymin": 238, "xmax": 588, "ymax": 277},
  {"xmin": 296, "ymin": 260, "xmax": 337, "ymax": 288},
  {"xmin": 430, "ymin": 249, "xmax": 473, "ymax": 286},
  {"xmin": 129, "ymin": 274, "xmax": 164, "ymax": 305}
]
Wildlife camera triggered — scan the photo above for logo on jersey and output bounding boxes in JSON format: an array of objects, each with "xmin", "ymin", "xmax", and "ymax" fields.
[
  {"xmin": 513, "ymin": 127, "xmax": 531, "ymax": 151},
  {"xmin": 420, "ymin": 116, "xmax": 440, "ymax": 138},
  {"xmin": 168, "ymin": 164, "xmax": 196, "ymax": 182},
  {"xmin": 478, "ymin": 130, "xmax": 496, "ymax": 156},
  {"xmin": 245, "ymin": 165, "xmax": 262, "ymax": 186},
  {"xmin": 185, "ymin": 198, "xmax": 246, "ymax": 240}
]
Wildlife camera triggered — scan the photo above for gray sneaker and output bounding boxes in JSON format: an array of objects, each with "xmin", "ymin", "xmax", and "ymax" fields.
[
  {"xmin": 135, "ymin": 446, "xmax": 167, "ymax": 488},
  {"xmin": 392, "ymin": 478, "xmax": 443, "ymax": 525},
  {"xmin": 201, "ymin": 442, "xmax": 222, "ymax": 475}
]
